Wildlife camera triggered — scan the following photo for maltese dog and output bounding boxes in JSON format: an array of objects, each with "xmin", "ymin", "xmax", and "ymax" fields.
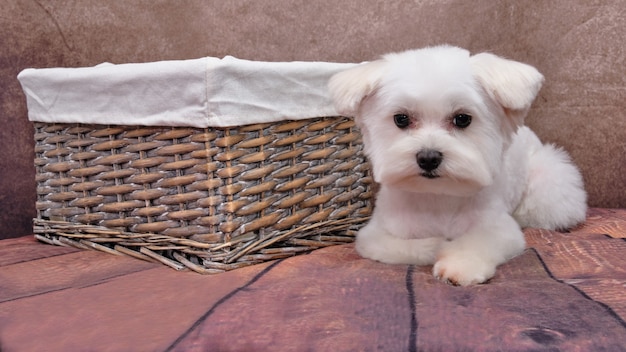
[{"xmin": 329, "ymin": 45, "xmax": 587, "ymax": 285}]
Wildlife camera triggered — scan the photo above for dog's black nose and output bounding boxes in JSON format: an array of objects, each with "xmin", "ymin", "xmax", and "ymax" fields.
[{"xmin": 416, "ymin": 149, "xmax": 443, "ymax": 172}]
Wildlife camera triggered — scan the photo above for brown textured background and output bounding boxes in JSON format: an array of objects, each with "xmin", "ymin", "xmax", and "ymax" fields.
[{"xmin": 1, "ymin": 0, "xmax": 624, "ymax": 239}]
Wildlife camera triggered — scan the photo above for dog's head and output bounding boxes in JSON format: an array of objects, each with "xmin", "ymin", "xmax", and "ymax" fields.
[{"xmin": 329, "ymin": 45, "xmax": 543, "ymax": 196}]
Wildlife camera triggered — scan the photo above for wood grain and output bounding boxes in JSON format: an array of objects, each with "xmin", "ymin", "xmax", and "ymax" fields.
[
  {"xmin": 411, "ymin": 250, "xmax": 626, "ymax": 351},
  {"xmin": 0, "ymin": 242, "xmax": 270, "ymax": 352},
  {"xmin": 0, "ymin": 208, "xmax": 624, "ymax": 351},
  {"xmin": 526, "ymin": 226, "xmax": 626, "ymax": 323},
  {"xmin": 166, "ymin": 245, "xmax": 626, "ymax": 351},
  {"xmin": 580, "ymin": 208, "xmax": 626, "ymax": 238},
  {"xmin": 168, "ymin": 245, "xmax": 416, "ymax": 352},
  {"xmin": 0, "ymin": 249, "xmax": 158, "ymax": 302},
  {"xmin": 0, "ymin": 236, "xmax": 79, "ymax": 266}
]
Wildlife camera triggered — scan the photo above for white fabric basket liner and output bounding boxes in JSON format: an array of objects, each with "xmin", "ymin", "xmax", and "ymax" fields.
[{"xmin": 18, "ymin": 56, "xmax": 358, "ymax": 128}]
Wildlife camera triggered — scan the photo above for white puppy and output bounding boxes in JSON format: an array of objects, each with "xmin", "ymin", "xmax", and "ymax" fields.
[{"xmin": 329, "ymin": 46, "xmax": 587, "ymax": 285}]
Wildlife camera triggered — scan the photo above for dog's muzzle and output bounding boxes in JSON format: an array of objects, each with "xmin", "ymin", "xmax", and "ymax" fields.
[{"xmin": 416, "ymin": 149, "xmax": 443, "ymax": 178}]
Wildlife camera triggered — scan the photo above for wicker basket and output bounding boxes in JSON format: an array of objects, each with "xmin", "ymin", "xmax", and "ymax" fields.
[{"xmin": 33, "ymin": 117, "xmax": 372, "ymax": 273}]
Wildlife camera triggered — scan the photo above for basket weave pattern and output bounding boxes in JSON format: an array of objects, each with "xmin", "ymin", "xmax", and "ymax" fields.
[{"xmin": 33, "ymin": 117, "xmax": 372, "ymax": 272}]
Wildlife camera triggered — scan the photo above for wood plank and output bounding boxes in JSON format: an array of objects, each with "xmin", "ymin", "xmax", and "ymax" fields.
[
  {"xmin": 527, "ymin": 229, "xmax": 626, "ymax": 278},
  {"xmin": 526, "ymin": 228, "xmax": 626, "ymax": 322},
  {"xmin": 568, "ymin": 278, "xmax": 626, "ymax": 320},
  {"xmin": 169, "ymin": 244, "xmax": 416, "ymax": 352},
  {"xmin": 581, "ymin": 208, "xmax": 626, "ymax": 238},
  {"xmin": 1, "ymin": 209, "xmax": 624, "ymax": 351},
  {"xmin": 169, "ymin": 245, "xmax": 626, "ymax": 351},
  {"xmin": 0, "ymin": 248, "xmax": 159, "ymax": 302},
  {"xmin": 0, "ymin": 259, "xmax": 270, "ymax": 352},
  {"xmin": 412, "ymin": 250, "xmax": 626, "ymax": 350},
  {"xmin": 0, "ymin": 235, "xmax": 80, "ymax": 266}
]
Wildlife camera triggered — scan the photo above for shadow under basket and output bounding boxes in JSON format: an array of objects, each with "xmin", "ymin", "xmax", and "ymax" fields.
[{"xmin": 33, "ymin": 116, "xmax": 373, "ymax": 273}]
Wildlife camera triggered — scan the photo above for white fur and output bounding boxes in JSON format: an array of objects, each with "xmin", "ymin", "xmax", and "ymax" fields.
[{"xmin": 329, "ymin": 45, "xmax": 587, "ymax": 286}]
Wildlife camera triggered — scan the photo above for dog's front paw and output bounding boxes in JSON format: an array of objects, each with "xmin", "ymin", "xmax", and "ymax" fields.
[
  {"xmin": 355, "ymin": 236, "xmax": 390, "ymax": 263},
  {"xmin": 355, "ymin": 235, "xmax": 442, "ymax": 265},
  {"xmin": 433, "ymin": 255, "xmax": 496, "ymax": 286}
]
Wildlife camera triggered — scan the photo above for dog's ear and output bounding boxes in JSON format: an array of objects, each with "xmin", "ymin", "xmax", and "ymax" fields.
[
  {"xmin": 328, "ymin": 60, "xmax": 387, "ymax": 117},
  {"xmin": 470, "ymin": 53, "xmax": 544, "ymax": 126}
]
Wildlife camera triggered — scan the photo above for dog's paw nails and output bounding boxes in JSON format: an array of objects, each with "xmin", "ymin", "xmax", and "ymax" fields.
[
  {"xmin": 433, "ymin": 264, "xmax": 462, "ymax": 286},
  {"xmin": 433, "ymin": 255, "xmax": 496, "ymax": 286}
]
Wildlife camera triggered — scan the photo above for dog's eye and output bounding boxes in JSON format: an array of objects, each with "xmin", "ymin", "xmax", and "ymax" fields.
[
  {"xmin": 452, "ymin": 113, "xmax": 472, "ymax": 129},
  {"xmin": 393, "ymin": 114, "xmax": 411, "ymax": 129}
]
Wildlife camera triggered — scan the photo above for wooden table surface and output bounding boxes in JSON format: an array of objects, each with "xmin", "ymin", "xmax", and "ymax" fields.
[{"xmin": 1, "ymin": 208, "xmax": 625, "ymax": 351}]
